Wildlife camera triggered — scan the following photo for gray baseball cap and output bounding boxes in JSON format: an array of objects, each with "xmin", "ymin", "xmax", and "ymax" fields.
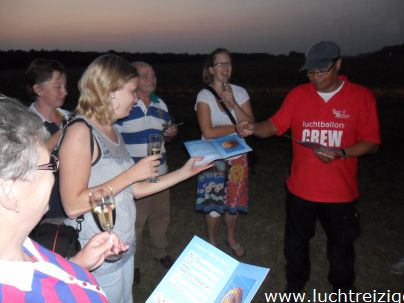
[{"xmin": 300, "ymin": 41, "xmax": 340, "ymax": 70}]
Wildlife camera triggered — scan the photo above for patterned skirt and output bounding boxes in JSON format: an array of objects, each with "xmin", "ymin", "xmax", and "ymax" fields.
[{"xmin": 196, "ymin": 154, "xmax": 249, "ymax": 214}]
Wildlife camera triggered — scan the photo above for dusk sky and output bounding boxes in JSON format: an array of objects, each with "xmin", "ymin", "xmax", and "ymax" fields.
[{"xmin": 1, "ymin": 0, "xmax": 403, "ymax": 56}]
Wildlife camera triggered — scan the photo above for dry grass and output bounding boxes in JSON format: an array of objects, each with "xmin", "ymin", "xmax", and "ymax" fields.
[{"xmin": 132, "ymin": 94, "xmax": 404, "ymax": 302}]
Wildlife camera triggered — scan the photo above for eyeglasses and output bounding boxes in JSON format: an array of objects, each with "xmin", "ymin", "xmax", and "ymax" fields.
[
  {"xmin": 37, "ymin": 154, "xmax": 59, "ymax": 172},
  {"xmin": 138, "ymin": 73, "xmax": 156, "ymax": 80},
  {"xmin": 306, "ymin": 63, "xmax": 335, "ymax": 78},
  {"xmin": 212, "ymin": 61, "xmax": 232, "ymax": 68}
]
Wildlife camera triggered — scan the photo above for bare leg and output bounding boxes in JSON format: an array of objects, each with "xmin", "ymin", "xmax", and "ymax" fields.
[
  {"xmin": 224, "ymin": 212, "xmax": 245, "ymax": 257},
  {"xmin": 205, "ymin": 213, "xmax": 220, "ymax": 246},
  {"xmin": 224, "ymin": 212, "xmax": 238, "ymax": 247}
]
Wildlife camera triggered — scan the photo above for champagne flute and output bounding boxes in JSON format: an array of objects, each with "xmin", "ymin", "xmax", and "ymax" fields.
[
  {"xmin": 221, "ymin": 80, "xmax": 229, "ymax": 104},
  {"xmin": 146, "ymin": 133, "xmax": 163, "ymax": 183},
  {"xmin": 89, "ymin": 187, "xmax": 122, "ymax": 262}
]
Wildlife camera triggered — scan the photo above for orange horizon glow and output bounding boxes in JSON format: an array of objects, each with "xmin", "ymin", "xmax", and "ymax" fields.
[{"xmin": 1, "ymin": 0, "xmax": 403, "ymax": 55}]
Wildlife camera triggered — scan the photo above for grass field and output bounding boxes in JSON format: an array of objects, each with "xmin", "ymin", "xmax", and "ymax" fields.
[{"xmin": 1, "ymin": 63, "xmax": 403, "ymax": 302}]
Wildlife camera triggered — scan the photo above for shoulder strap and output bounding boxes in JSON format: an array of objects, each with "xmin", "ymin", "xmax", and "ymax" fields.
[
  {"xmin": 62, "ymin": 117, "xmax": 95, "ymax": 156},
  {"xmin": 55, "ymin": 117, "xmax": 95, "ymax": 226},
  {"xmin": 204, "ymin": 85, "xmax": 237, "ymax": 125}
]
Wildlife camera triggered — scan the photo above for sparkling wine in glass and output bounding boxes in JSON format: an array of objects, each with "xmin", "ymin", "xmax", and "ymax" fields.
[
  {"xmin": 146, "ymin": 133, "xmax": 162, "ymax": 183},
  {"xmin": 90, "ymin": 188, "xmax": 122, "ymax": 262}
]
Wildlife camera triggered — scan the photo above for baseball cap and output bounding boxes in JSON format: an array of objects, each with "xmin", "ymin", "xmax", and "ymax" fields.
[{"xmin": 300, "ymin": 41, "xmax": 340, "ymax": 71}]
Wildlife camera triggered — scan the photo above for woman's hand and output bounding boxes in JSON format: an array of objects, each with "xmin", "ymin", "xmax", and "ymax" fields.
[
  {"xmin": 221, "ymin": 90, "xmax": 236, "ymax": 108},
  {"xmin": 128, "ymin": 154, "xmax": 162, "ymax": 182},
  {"xmin": 180, "ymin": 157, "xmax": 213, "ymax": 177},
  {"xmin": 131, "ymin": 157, "xmax": 213, "ymax": 199},
  {"xmin": 236, "ymin": 121, "xmax": 254, "ymax": 137},
  {"xmin": 70, "ymin": 232, "xmax": 129, "ymax": 271}
]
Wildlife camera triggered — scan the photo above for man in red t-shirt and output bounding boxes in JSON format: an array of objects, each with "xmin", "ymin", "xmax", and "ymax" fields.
[{"xmin": 238, "ymin": 41, "xmax": 381, "ymax": 292}]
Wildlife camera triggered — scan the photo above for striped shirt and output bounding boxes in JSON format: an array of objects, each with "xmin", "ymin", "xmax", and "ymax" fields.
[
  {"xmin": 116, "ymin": 97, "xmax": 171, "ymax": 175},
  {"xmin": 0, "ymin": 238, "xmax": 108, "ymax": 303}
]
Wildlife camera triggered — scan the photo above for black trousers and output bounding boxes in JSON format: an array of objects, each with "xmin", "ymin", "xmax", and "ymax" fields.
[{"xmin": 285, "ymin": 190, "xmax": 361, "ymax": 291}]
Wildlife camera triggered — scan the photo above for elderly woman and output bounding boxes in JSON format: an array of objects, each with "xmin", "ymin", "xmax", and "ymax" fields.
[
  {"xmin": 0, "ymin": 96, "xmax": 128, "ymax": 302},
  {"xmin": 195, "ymin": 48, "xmax": 254, "ymax": 257},
  {"xmin": 58, "ymin": 54, "xmax": 211, "ymax": 302}
]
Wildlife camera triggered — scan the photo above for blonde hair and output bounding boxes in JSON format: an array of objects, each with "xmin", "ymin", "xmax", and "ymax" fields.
[
  {"xmin": 76, "ymin": 54, "xmax": 138, "ymax": 125},
  {"xmin": 202, "ymin": 48, "xmax": 231, "ymax": 85}
]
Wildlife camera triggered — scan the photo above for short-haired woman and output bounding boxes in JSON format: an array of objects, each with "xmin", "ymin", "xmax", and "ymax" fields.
[{"xmin": 25, "ymin": 58, "xmax": 70, "ymax": 151}]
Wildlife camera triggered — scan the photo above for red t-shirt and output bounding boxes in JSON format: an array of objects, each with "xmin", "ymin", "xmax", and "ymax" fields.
[{"xmin": 270, "ymin": 77, "xmax": 381, "ymax": 202}]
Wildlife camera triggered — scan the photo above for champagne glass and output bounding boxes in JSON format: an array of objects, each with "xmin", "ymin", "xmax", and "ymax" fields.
[
  {"xmin": 146, "ymin": 133, "xmax": 163, "ymax": 183},
  {"xmin": 221, "ymin": 81, "xmax": 229, "ymax": 104},
  {"xmin": 89, "ymin": 187, "xmax": 122, "ymax": 262}
]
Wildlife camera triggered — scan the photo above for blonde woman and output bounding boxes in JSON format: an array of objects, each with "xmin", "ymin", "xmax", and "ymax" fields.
[{"xmin": 59, "ymin": 54, "xmax": 211, "ymax": 302}]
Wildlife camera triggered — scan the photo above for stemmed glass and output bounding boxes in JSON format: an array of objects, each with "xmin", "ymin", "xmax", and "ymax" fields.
[
  {"xmin": 146, "ymin": 133, "xmax": 163, "ymax": 183},
  {"xmin": 89, "ymin": 187, "xmax": 122, "ymax": 262}
]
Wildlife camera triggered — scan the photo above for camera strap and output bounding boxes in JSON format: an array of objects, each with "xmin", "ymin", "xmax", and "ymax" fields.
[{"xmin": 204, "ymin": 85, "xmax": 237, "ymax": 125}]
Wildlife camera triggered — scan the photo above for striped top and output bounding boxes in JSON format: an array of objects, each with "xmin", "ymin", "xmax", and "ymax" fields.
[
  {"xmin": 116, "ymin": 97, "xmax": 171, "ymax": 175},
  {"xmin": 0, "ymin": 238, "xmax": 108, "ymax": 303}
]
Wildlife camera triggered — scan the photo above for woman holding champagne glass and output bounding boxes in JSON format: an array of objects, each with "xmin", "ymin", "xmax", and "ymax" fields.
[
  {"xmin": 195, "ymin": 48, "xmax": 254, "ymax": 257},
  {"xmin": 58, "ymin": 54, "xmax": 211, "ymax": 303}
]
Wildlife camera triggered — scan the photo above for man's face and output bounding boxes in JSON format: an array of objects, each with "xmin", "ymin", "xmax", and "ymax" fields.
[
  {"xmin": 306, "ymin": 59, "xmax": 342, "ymax": 93},
  {"xmin": 136, "ymin": 64, "xmax": 156, "ymax": 96}
]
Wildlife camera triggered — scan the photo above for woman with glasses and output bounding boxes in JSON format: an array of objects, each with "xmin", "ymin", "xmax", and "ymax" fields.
[
  {"xmin": 0, "ymin": 97, "xmax": 129, "ymax": 302},
  {"xmin": 194, "ymin": 48, "xmax": 254, "ymax": 257},
  {"xmin": 58, "ymin": 54, "xmax": 211, "ymax": 302}
]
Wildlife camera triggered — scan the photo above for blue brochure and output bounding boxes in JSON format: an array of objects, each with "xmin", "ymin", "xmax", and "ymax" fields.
[
  {"xmin": 184, "ymin": 134, "xmax": 252, "ymax": 166},
  {"xmin": 146, "ymin": 236, "xmax": 269, "ymax": 303}
]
